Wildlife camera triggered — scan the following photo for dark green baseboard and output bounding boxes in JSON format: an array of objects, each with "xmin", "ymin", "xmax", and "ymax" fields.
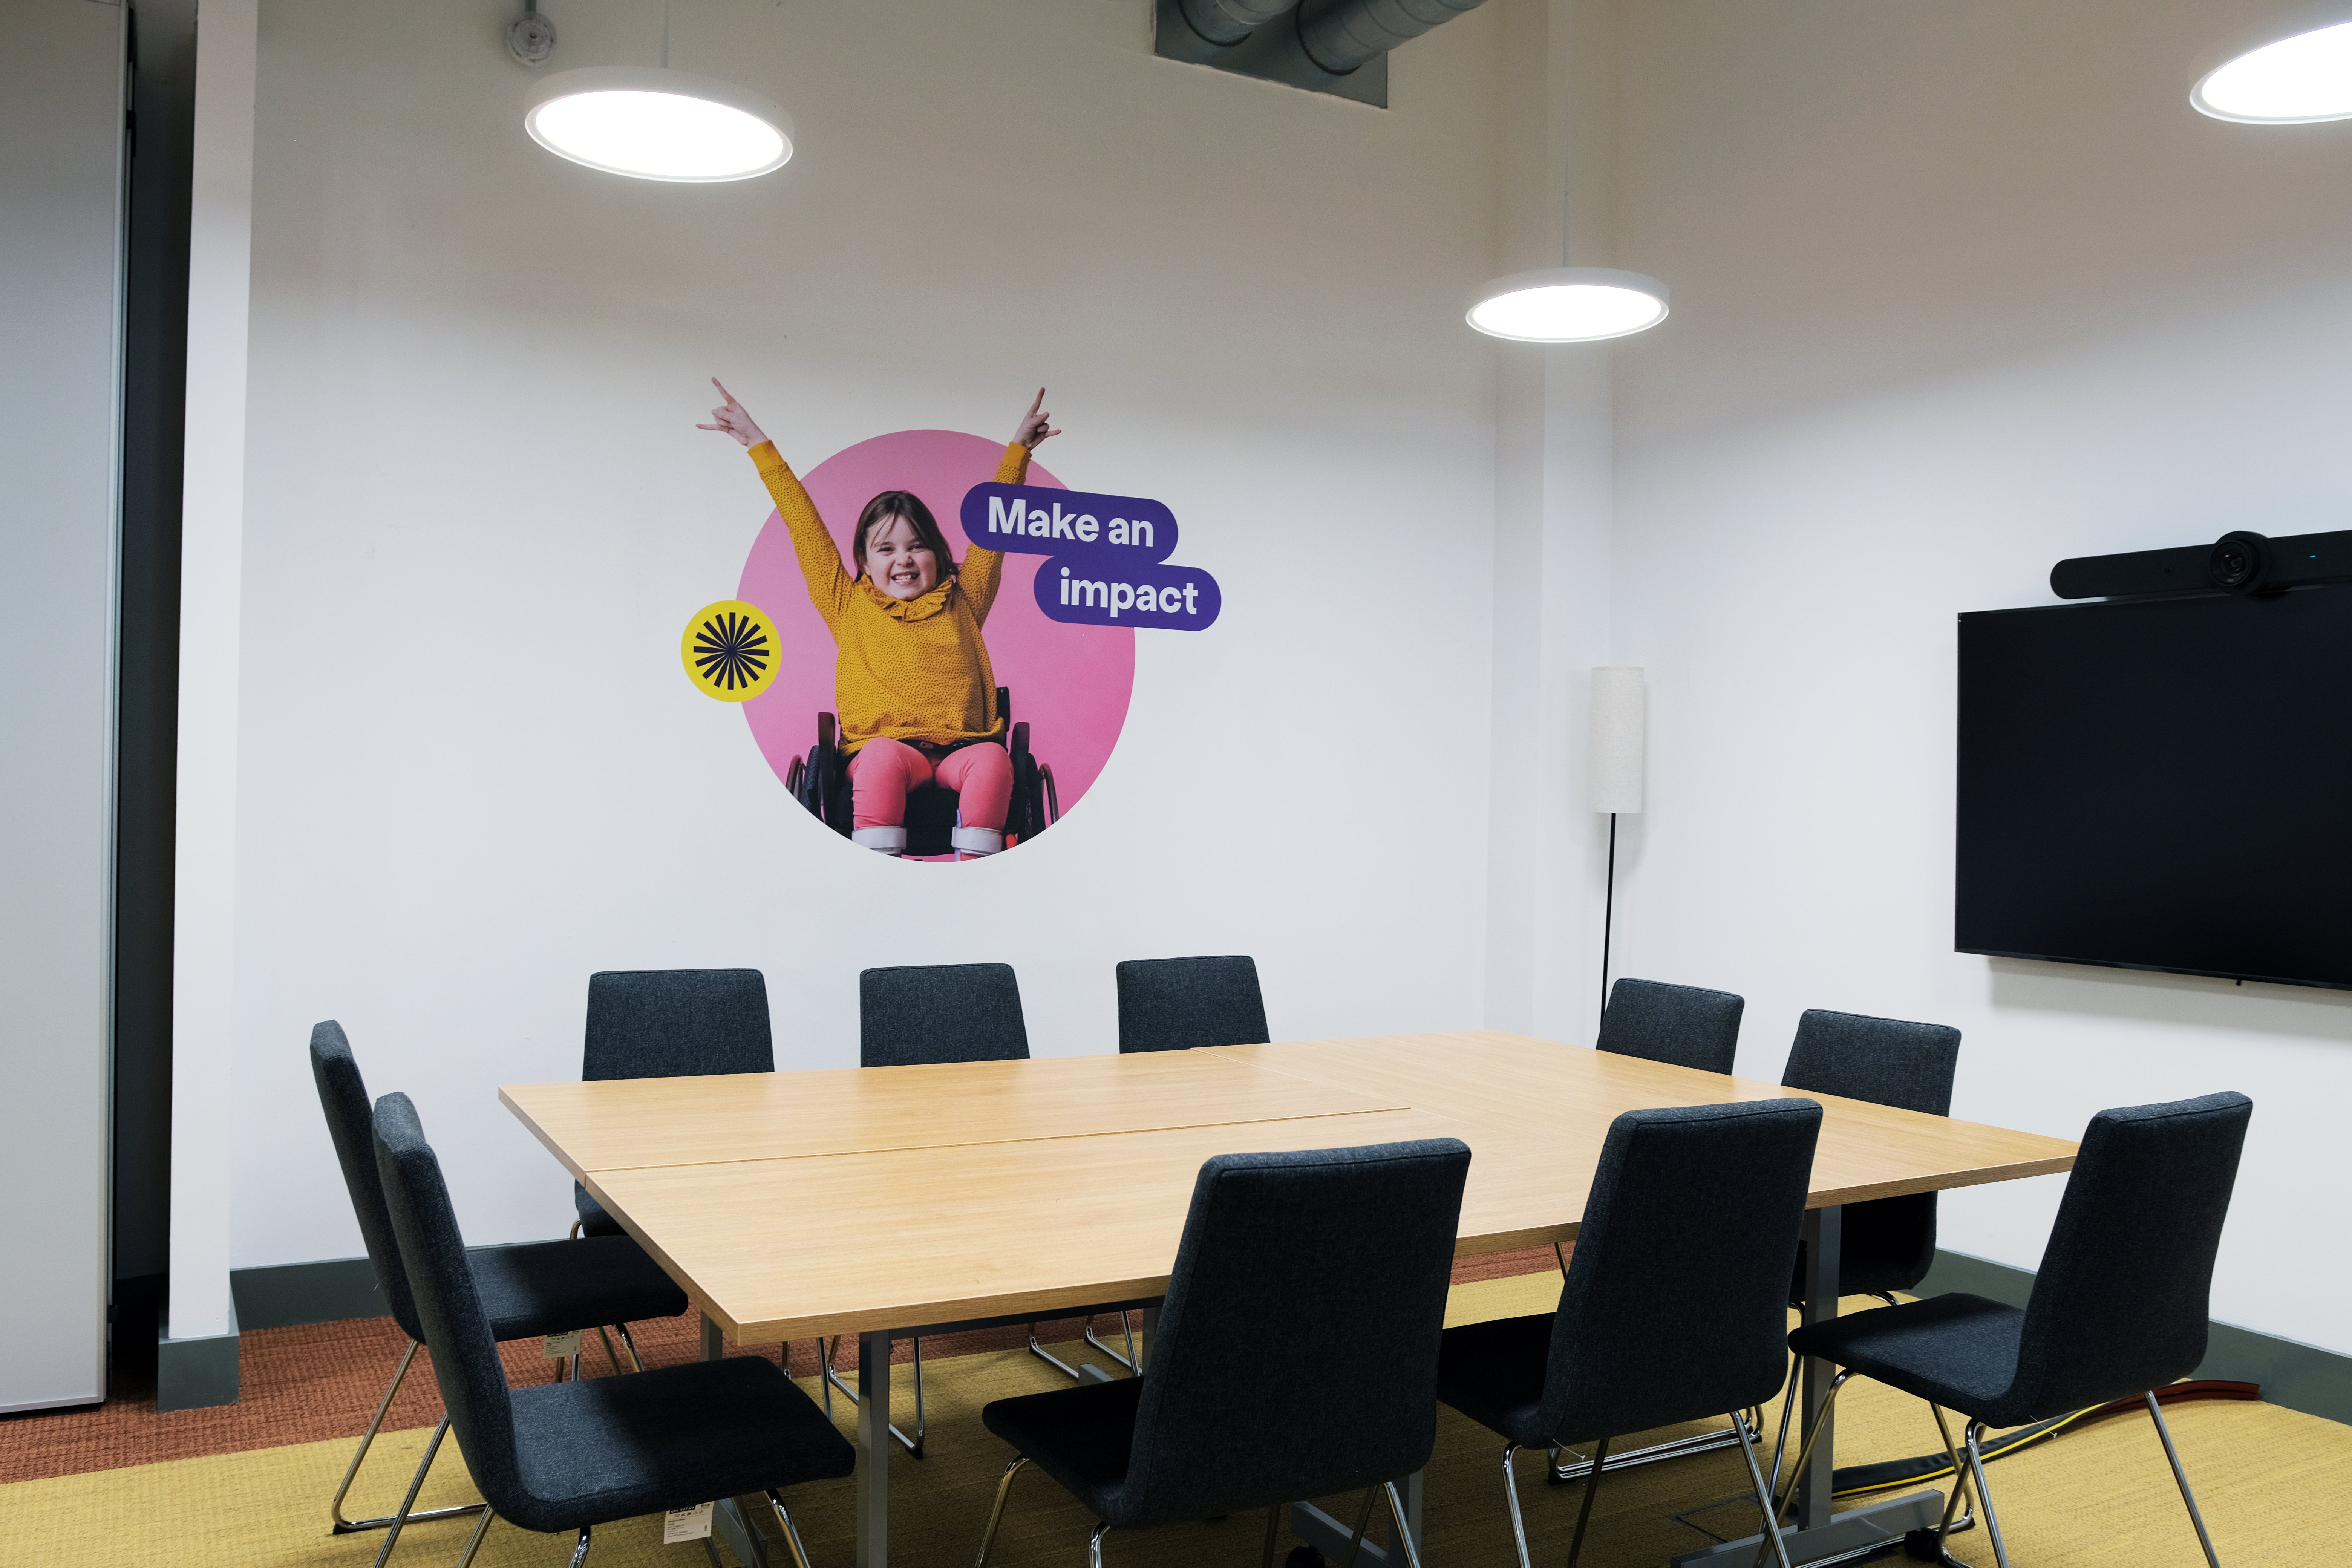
[
  {"xmin": 231, "ymin": 1254, "xmax": 386, "ymax": 1329},
  {"xmin": 155, "ymin": 1298, "xmax": 239, "ymax": 1412},
  {"xmin": 1916, "ymin": 1248, "xmax": 2352, "ymax": 1426}
]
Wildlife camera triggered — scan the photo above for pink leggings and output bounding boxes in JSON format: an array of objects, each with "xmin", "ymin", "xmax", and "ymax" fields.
[{"xmin": 848, "ymin": 738, "xmax": 1013, "ymax": 831}]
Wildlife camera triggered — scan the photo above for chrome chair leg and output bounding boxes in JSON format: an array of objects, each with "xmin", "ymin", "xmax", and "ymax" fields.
[
  {"xmin": 1339, "ymin": 1486, "xmax": 1378, "ymax": 1568},
  {"xmin": 822, "ymin": 1334, "xmax": 924, "ymax": 1456},
  {"xmin": 1765, "ymin": 1352, "xmax": 1801, "ymax": 1499},
  {"xmin": 1088, "ymin": 1521, "xmax": 1111, "ymax": 1568},
  {"xmin": 1962, "ymin": 1421, "xmax": 2013, "ymax": 1568},
  {"xmin": 329, "ymin": 1341, "xmax": 487, "ymax": 1535},
  {"xmin": 1498, "ymin": 1445, "xmax": 1535, "ymax": 1568},
  {"xmin": 567, "ymin": 1523, "xmax": 593, "ymax": 1568},
  {"xmin": 974, "ymin": 1455, "xmax": 1031, "ymax": 1568},
  {"xmin": 1381, "ymin": 1480, "xmax": 1426, "ymax": 1568},
  {"xmin": 369, "ymin": 1412, "xmax": 451, "ymax": 1568},
  {"xmin": 597, "ymin": 1327, "xmax": 623, "ymax": 1375},
  {"xmin": 1730, "ymin": 1410, "xmax": 1796, "ymax": 1568},
  {"xmin": 612, "ymin": 1320, "xmax": 646, "ymax": 1373},
  {"xmin": 767, "ymin": 1488, "xmax": 818, "ymax": 1568},
  {"xmin": 2148, "ymin": 1392, "xmax": 2223, "ymax": 1568},
  {"xmin": 1768, "ymin": 1368, "xmax": 1850, "ymax": 1528},
  {"xmin": 1260, "ymin": 1501, "xmax": 1283, "ymax": 1568},
  {"xmin": 1565, "ymin": 1435, "xmax": 1610, "ymax": 1568},
  {"xmin": 453, "ymin": 1506, "xmax": 498, "ymax": 1568},
  {"xmin": 1923, "ymin": 1401, "xmax": 1979, "ymax": 1558}
]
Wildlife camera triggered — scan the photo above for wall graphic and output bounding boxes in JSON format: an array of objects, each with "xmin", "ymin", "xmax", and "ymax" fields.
[{"xmin": 683, "ymin": 406, "xmax": 1219, "ymax": 864}]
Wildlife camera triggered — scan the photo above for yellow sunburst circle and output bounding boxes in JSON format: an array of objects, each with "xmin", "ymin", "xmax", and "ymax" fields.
[{"xmin": 681, "ymin": 600, "xmax": 781, "ymax": 703}]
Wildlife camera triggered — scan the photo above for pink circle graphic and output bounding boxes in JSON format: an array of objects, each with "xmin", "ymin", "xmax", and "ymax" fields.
[{"xmin": 736, "ymin": 430, "xmax": 1134, "ymax": 853}]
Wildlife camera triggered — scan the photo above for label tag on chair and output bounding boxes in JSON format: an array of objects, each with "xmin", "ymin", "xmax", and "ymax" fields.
[
  {"xmin": 542, "ymin": 1330, "xmax": 581, "ymax": 1359},
  {"xmin": 663, "ymin": 1503, "xmax": 714, "ymax": 1543}
]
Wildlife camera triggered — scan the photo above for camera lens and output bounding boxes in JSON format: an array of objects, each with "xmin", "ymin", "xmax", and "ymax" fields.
[{"xmin": 2208, "ymin": 531, "xmax": 2268, "ymax": 593}]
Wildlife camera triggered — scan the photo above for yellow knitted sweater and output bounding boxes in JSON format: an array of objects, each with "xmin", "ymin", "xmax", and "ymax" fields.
[{"xmin": 750, "ymin": 438, "xmax": 1030, "ymax": 754}]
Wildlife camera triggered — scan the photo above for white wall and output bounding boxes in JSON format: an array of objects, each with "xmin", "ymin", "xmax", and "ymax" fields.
[
  {"xmin": 216, "ymin": 0, "xmax": 1510, "ymax": 1267},
  {"xmin": 1608, "ymin": 0, "xmax": 2352, "ymax": 1355}
]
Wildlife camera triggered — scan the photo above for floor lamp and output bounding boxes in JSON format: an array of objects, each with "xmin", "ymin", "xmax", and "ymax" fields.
[{"xmin": 1589, "ymin": 668, "xmax": 1646, "ymax": 1034}]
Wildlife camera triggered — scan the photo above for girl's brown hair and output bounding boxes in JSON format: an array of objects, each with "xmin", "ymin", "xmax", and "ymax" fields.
[{"xmin": 851, "ymin": 490, "xmax": 958, "ymax": 582}]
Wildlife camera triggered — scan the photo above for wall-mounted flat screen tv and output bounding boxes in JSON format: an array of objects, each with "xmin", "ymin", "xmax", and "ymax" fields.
[{"xmin": 1956, "ymin": 586, "xmax": 2352, "ymax": 990}]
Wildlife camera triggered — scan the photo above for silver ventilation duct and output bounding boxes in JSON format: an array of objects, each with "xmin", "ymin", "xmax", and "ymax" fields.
[
  {"xmin": 1296, "ymin": 0, "xmax": 1490, "ymax": 76},
  {"xmin": 1178, "ymin": 0, "xmax": 1298, "ymax": 48}
]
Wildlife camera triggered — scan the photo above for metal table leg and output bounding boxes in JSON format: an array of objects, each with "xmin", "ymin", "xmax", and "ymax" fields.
[
  {"xmin": 856, "ymin": 1329, "xmax": 891, "ymax": 1568},
  {"xmin": 1672, "ymin": 1207, "xmax": 1944, "ymax": 1566},
  {"xmin": 700, "ymin": 1314, "xmax": 772, "ymax": 1568}
]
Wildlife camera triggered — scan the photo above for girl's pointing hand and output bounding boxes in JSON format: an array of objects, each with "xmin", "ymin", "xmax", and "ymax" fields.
[
  {"xmin": 697, "ymin": 378, "xmax": 769, "ymax": 448},
  {"xmin": 1012, "ymin": 388, "xmax": 1061, "ymax": 451}
]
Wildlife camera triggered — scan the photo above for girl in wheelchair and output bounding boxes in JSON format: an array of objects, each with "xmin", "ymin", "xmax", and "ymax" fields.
[{"xmin": 699, "ymin": 381, "xmax": 1059, "ymax": 858}]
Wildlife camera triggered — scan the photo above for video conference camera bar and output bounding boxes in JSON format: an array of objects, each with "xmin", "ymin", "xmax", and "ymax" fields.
[{"xmin": 2052, "ymin": 528, "xmax": 2352, "ymax": 600}]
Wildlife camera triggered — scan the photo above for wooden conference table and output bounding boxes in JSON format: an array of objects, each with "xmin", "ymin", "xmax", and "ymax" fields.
[{"xmin": 501, "ymin": 1031, "xmax": 2076, "ymax": 1568}]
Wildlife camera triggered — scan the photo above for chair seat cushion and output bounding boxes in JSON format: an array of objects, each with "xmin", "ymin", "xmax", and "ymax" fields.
[
  {"xmin": 1435, "ymin": 1312, "xmax": 1555, "ymax": 1447},
  {"xmin": 1787, "ymin": 1292, "xmax": 2029, "ymax": 1426},
  {"xmin": 501, "ymin": 1355, "xmax": 854, "ymax": 1533},
  {"xmin": 575, "ymin": 1182, "xmax": 625, "ymax": 1239},
  {"xmin": 469, "ymin": 1236, "xmax": 688, "ymax": 1341},
  {"xmin": 981, "ymin": 1377, "xmax": 1143, "ymax": 1518}
]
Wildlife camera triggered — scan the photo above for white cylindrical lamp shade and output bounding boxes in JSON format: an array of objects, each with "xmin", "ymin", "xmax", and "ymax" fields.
[{"xmin": 1589, "ymin": 667, "xmax": 1646, "ymax": 815}]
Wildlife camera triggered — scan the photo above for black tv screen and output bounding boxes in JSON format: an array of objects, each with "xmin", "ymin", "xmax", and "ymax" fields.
[{"xmin": 1956, "ymin": 586, "xmax": 2352, "ymax": 990}]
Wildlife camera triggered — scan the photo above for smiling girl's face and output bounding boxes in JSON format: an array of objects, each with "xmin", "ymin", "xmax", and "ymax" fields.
[{"xmin": 863, "ymin": 514, "xmax": 939, "ymax": 600}]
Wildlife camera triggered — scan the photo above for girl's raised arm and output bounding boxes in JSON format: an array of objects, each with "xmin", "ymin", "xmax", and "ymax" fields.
[
  {"xmin": 963, "ymin": 389, "xmax": 1059, "ymax": 625},
  {"xmin": 700, "ymin": 378, "xmax": 851, "ymax": 627}
]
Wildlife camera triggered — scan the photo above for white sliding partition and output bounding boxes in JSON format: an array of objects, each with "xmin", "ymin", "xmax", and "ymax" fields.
[{"xmin": 0, "ymin": 0, "xmax": 129, "ymax": 1413}]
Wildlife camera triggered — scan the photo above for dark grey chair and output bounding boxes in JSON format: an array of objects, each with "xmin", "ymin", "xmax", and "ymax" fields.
[
  {"xmin": 1782, "ymin": 1092, "xmax": 2251, "ymax": 1568},
  {"xmin": 859, "ymin": 961, "xmax": 1028, "ymax": 1066},
  {"xmin": 372, "ymin": 1090, "xmax": 853, "ymax": 1568},
  {"xmin": 1765, "ymin": 1008, "xmax": 1963, "ymax": 1490},
  {"xmin": 973, "ymin": 1138, "xmax": 1472, "ymax": 1568},
  {"xmin": 1594, "ymin": 977, "xmax": 1745, "ymax": 1075},
  {"xmin": 1098, "ymin": 954, "xmax": 1272, "ymax": 1371},
  {"xmin": 1435, "ymin": 1099, "xmax": 1822, "ymax": 1568},
  {"xmin": 309, "ymin": 1022, "xmax": 689, "ymax": 1554},
  {"xmin": 821, "ymin": 962, "xmax": 1032, "ymax": 1456},
  {"xmin": 573, "ymin": 968, "xmax": 774, "ymax": 1239},
  {"xmin": 1115, "ymin": 955, "xmax": 1270, "ymax": 1054}
]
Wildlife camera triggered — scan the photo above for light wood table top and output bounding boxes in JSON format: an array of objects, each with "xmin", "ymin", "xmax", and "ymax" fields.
[
  {"xmin": 500, "ymin": 1047, "xmax": 1404, "ymax": 1176},
  {"xmin": 1213, "ymin": 1030, "xmax": 2079, "ymax": 1207},
  {"xmin": 506, "ymin": 1030, "xmax": 2078, "ymax": 1344}
]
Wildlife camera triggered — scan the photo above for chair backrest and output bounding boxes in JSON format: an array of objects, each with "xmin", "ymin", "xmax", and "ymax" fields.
[
  {"xmin": 1781, "ymin": 1009, "xmax": 1960, "ymax": 1116},
  {"xmin": 1540, "ymin": 1099, "xmax": 1821, "ymax": 1442},
  {"xmin": 1115, "ymin": 956, "xmax": 1270, "ymax": 1054},
  {"xmin": 1119, "ymin": 1139, "xmax": 1470, "ymax": 1526},
  {"xmin": 1778, "ymin": 1009, "xmax": 1963, "ymax": 1296},
  {"xmin": 1594, "ymin": 978, "xmax": 1745, "ymax": 1074},
  {"xmin": 583, "ymin": 968, "xmax": 774, "ymax": 1081},
  {"xmin": 371, "ymin": 1090, "xmax": 527, "ymax": 1516},
  {"xmin": 308, "ymin": 1021, "xmax": 424, "ymax": 1341},
  {"xmin": 2006, "ymin": 1091, "xmax": 2252, "ymax": 1420},
  {"xmin": 859, "ymin": 963, "xmax": 1029, "ymax": 1067}
]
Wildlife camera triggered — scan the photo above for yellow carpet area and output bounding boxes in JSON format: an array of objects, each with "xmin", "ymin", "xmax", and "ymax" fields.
[{"xmin": 4, "ymin": 1275, "xmax": 2342, "ymax": 1567}]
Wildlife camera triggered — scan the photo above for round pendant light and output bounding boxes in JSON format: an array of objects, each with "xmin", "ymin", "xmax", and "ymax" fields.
[
  {"xmin": 525, "ymin": 66, "xmax": 794, "ymax": 182},
  {"xmin": 2192, "ymin": 2, "xmax": 2352, "ymax": 123},
  {"xmin": 1466, "ymin": 267, "xmax": 1671, "ymax": 343}
]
